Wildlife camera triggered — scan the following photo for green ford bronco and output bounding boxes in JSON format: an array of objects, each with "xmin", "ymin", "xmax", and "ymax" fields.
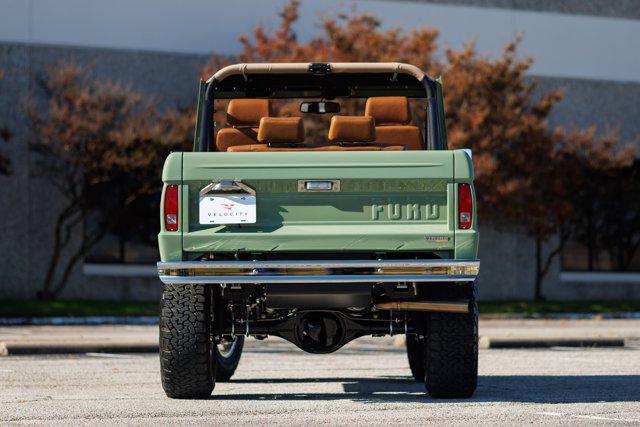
[{"xmin": 157, "ymin": 62, "xmax": 479, "ymax": 399}]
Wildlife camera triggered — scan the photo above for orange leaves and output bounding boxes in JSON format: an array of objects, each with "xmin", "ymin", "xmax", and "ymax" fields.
[
  {"xmin": 28, "ymin": 60, "xmax": 192, "ymax": 204},
  {"xmin": 200, "ymin": 0, "xmax": 633, "ymax": 243}
]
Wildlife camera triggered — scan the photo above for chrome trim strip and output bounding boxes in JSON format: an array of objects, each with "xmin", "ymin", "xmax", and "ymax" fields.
[
  {"xmin": 158, "ymin": 259, "xmax": 479, "ymax": 270},
  {"xmin": 157, "ymin": 259, "xmax": 479, "ymax": 284},
  {"xmin": 159, "ymin": 274, "xmax": 477, "ymax": 285},
  {"xmin": 199, "ymin": 180, "xmax": 256, "ymax": 196}
]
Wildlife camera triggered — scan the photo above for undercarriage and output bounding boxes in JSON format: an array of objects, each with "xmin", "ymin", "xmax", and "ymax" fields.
[{"xmin": 214, "ymin": 280, "xmax": 475, "ymax": 354}]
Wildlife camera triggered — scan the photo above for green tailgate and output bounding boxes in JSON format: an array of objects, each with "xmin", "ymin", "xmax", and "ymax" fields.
[{"xmin": 159, "ymin": 150, "xmax": 477, "ymax": 261}]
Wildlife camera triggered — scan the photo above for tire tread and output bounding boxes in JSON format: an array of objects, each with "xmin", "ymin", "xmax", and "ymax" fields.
[
  {"xmin": 159, "ymin": 284, "xmax": 215, "ymax": 399},
  {"xmin": 424, "ymin": 285, "xmax": 478, "ymax": 398}
]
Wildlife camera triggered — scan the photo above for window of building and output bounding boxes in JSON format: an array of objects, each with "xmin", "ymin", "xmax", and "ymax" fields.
[{"xmin": 561, "ymin": 161, "xmax": 640, "ymax": 272}]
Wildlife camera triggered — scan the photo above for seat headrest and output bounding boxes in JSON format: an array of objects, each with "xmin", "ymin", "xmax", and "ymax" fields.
[
  {"xmin": 328, "ymin": 116, "xmax": 376, "ymax": 142},
  {"xmin": 365, "ymin": 96, "xmax": 411, "ymax": 125},
  {"xmin": 257, "ymin": 117, "xmax": 305, "ymax": 144},
  {"xmin": 227, "ymin": 99, "xmax": 271, "ymax": 126}
]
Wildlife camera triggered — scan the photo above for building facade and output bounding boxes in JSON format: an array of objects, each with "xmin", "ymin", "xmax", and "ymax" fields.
[{"xmin": 1, "ymin": 0, "xmax": 639, "ymax": 301}]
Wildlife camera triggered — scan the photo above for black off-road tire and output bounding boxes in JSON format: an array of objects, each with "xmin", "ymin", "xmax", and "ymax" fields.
[
  {"xmin": 406, "ymin": 334, "xmax": 425, "ymax": 381},
  {"xmin": 423, "ymin": 286, "xmax": 478, "ymax": 398},
  {"xmin": 160, "ymin": 283, "xmax": 216, "ymax": 399},
  {"xmin": 214, "ymin": 336, "xmax": 245, "ymax": 382}
]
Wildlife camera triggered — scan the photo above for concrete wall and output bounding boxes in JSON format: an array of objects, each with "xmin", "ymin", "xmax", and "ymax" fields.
[{"xmin": 0, "ymin": 42, "xmax": 206, "ymax": 301}]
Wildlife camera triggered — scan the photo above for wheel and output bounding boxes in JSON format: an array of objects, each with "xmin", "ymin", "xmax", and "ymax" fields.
[
  {"xmin": 423, "ymin": 284, "xmax": 478, "ymax": 398},
  {"xmin": 406, "ymin": 334, "xmax": 425, "ymax": 381},
  {"xmin": 159, "ymin": 283, "xmax": 215, "ymax": 399},
  {"xmin": 214, "ymin": 336, "xmax": 244, "ymax": 382}
]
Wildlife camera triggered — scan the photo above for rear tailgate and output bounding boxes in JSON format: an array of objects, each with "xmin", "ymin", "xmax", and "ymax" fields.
[{"xmin": 178, "ymin": 151, "xmax": 458, "ymax": 256}]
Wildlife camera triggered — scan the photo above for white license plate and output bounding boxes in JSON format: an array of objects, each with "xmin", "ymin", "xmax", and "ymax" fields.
[{"xmin": 199, "ymin": 195, "xmax": 256, "ymax": 224}]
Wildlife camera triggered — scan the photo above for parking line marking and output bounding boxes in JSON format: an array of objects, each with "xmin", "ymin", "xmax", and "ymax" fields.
[
  {"xmin": 574, "ymin": 415, "xmax": 640, "ymax": 423},
  {"xmin": 537, "ymin": 412, "xmax": 639, "ymax": 423}
]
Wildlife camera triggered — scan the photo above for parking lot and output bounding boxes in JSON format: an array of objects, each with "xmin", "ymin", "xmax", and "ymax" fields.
[{"xmin": 1, "ymin": 337, "xmax": 639, "ymax": 425}]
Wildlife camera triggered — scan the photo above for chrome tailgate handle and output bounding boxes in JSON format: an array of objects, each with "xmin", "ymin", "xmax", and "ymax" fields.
[{"xmin": 199, "ymin": 180, "xmax": 256, "ymax": 196}]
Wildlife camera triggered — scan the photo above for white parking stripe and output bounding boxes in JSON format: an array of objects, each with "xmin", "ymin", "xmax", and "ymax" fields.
[{"xmin": 537, "ymin": 412, "xmax": 640, "ymax": 423}]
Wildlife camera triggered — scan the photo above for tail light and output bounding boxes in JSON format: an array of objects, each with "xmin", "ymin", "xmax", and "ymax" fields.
[
  {"xmin": 458, "ymin": 183, "xmax": 472, "ymax": 229},
  {"xmin": 164, "ymin": 185, "xmax": 179, "ymax": 232}
]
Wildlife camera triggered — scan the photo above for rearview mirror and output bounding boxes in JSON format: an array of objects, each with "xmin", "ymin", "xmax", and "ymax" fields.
[{"xmin": 300, "ymin": 101, "xmax": 340, "ymax": 114}]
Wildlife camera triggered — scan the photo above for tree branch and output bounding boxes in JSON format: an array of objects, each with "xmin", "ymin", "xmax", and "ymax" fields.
[{"xmin": 540, "ymin": 227, "xmax": 571, "ymax": 279}]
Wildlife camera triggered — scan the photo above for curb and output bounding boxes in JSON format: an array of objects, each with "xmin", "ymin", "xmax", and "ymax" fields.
[
  {"xmin": 0, "ymin": 342, "xmax": 158, "ymax": 356},
  {"xmin": 478, "ymin": 337, "xmax": 627, "ymax": 349},
  {"xmin": 2, "ymin": 337, "xmax": 635, "ymax": 356},
  {"xmin": 393, "ymin": 335, "xmax": 630, "ymax": 349},
  {"xmin": 479, "ymin": 312, "xmax": 640, "ymax": 320},
  {"xmin": 0, "ymin": 316, "xmax": 159, "ymax": 326}
]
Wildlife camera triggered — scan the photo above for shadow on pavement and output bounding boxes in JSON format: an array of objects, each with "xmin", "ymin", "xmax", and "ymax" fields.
[{"xmin": 213, "ymin": 375, "xmax": 640, "ymax": 404}]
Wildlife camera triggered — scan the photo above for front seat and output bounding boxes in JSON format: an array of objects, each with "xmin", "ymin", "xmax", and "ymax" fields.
[
  {"xmin": 364, "ymin": 96, "xmax": 423, "ymax": 150},
  {"xmin": 215, "ymin": 99, "xmax": 271, "ymax": 151}
]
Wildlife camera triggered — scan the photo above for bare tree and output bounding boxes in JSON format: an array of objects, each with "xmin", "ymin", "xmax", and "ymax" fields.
[{"xmin": 0, "ymin": 68, "xmax": 11, "ymax": 175}]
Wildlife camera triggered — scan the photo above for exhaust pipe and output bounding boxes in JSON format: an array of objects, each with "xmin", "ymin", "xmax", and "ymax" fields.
[{"xmin": 375, "ymin": 301, "xmax": 469, "ymax": 313}]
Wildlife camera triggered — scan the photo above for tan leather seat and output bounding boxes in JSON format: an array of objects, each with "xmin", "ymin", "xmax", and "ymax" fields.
[
  {"xmin": 228, "ymin": 115, "xmax": 404, "ymax": 152},
  {"xmin": 215, "ymin": 99, "xmax": 271, "ymax": 151},
  {"xmin": 228, "ymin": 144, "xmax": 405, "ymax": 152},
  {"xmin": 365, "ymin": 96, "xmax": 423, "ymax": 150},
  {"xmin": 257, "ymin": 117, "xmax": 305, "ymax": 144},
  {"xmin": 328, "ymin": 116, "xmax": 376, "ymax": 143},
  {"xmin": 227, "ymin": 117, "xmax": 305, "ymax": 152}
]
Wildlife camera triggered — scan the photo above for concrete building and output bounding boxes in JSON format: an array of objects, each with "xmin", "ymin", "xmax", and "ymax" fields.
[{"xmin": 1, "ymin": 0, "xmax": 639, "ymax": 301}]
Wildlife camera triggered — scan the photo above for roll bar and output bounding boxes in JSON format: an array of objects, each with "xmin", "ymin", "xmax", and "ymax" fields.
[
  {"xmin": 206, "ymin": 62, "xmax": 432, "ymax": 84},
  {"xmin": 198, "ymin": 62, "xmax": 443, "ymax": 152}
]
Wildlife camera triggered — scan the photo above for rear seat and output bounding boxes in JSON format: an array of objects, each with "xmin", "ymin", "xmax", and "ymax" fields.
[
  {"xmin": 328, "ymin": 116, "xmax": 375, "ymax": 144},
  {"xmin": 215, "ymin": 99, "xmax": 271, "ymax": 151},
  {"xmin": 228, "ymin": 117, "xmax": 305, "ymax": 152},
  {"xmin": 229, "ymin": 114, "xmax": 405, "ymax": 152},
  {"xmin": 327, "ymin": 116, "xmax": 404, "ymax": 151},
  {"xmin": 365, "ymin": 96, "xmax": 423, "ymax": 150}
]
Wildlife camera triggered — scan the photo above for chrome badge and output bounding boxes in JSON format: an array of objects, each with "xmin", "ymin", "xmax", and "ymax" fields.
[{"xmin": 425, "ymin": 236, "xmax": 450, "ymax": 243}]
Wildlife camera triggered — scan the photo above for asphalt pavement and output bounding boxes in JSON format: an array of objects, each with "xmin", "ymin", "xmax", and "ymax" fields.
[{"xmin": 1, "ymin": 336, "xmax": 640, "ymax": 424}]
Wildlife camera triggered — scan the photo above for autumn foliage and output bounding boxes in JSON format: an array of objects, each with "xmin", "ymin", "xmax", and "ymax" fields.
[
  {"xmin": 28, "ymin": 61, "xmax": 192, "ymax": 299},
  {"xmin": 206, "ymin": 1, "xmax": 633, "ymax": 299}
]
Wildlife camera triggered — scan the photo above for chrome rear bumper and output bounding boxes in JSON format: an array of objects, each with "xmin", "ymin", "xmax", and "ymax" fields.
[{"xmin": 157, "ymin": 259, "xmax": 479, "ymax": 285}]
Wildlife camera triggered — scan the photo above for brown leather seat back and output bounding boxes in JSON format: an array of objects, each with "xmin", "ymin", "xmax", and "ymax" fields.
[
  {"xmin": 229, "ymin": 116, "xmax": 402, "ymax": 151},
  {"xmin": 216, "ymin": 99, "xmax": 271, "ymax": 151},
  {"xmin": 365, "ymin": 96, "xmax": 423, "ymax": 150},
  {"xmin": 328, "ymin": 116, "xmax": 376, "ymax": 143},
  {"xmin": 228, "ymin": 144, "xmax": 405, "ymax": 152},
  {"xmin": 257, "ymin": 117, "xmax": 305, "ymax": 144},
  {"xmin": 227, "ymin": 117, "xmax": 305, "ymax": 152}
]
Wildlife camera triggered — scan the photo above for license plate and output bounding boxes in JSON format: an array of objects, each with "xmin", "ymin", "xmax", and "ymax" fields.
[{"xmin": 199, "ymin": 195, "xmax": 256, "ymax": 224}]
